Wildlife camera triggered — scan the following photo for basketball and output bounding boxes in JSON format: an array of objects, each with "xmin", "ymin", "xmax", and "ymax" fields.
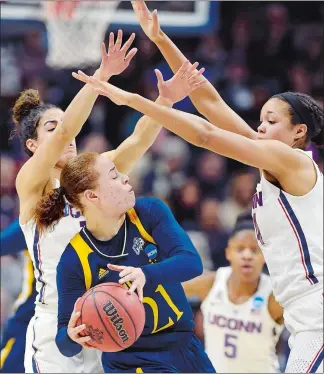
[{"xmin": 75, "ymin": 283, "xmax": 145, "ymax": 352}]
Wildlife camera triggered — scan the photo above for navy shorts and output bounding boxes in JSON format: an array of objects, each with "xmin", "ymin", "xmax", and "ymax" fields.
[
  {"xmin": 103, "ymin": 334, "xmax": 216, "ymax": 373},
  {"xmin": 1, "ymin": 319, "xmax": 28, "ymax": 373}
]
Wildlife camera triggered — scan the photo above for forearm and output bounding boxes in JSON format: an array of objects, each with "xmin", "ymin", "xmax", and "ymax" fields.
[
  {"xmin": 111, "ymin": 95, "xmax": 172, "ymax": 174},
  {"xmin": 154, "ymin": 33, "xmax": 255, "ymax": 139},
  {"xmin": 129, "ymin": 93, "xmax": 209, "ymax": 147},
  {"xmin": 59, "ymin": 69, "xmax": 104, "ymax": 140},
  {"xmin": 155, "ymin": 32, "xmax": 221, "ymax": 104},
  {"xmin": 141, "ymin": 251, "xmax": 202, "ymax": 285}
]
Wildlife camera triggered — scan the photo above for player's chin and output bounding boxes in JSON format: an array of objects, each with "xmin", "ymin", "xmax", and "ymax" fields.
[{"xmin": 127, "ymin": 191, "xmax": 136, "ymax": 207}]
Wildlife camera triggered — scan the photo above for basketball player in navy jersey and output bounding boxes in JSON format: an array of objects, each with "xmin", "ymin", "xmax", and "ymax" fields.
[
  {"xmin": 1, "ymin": 220, "xmax": 36, "ymax": 373},
  {"xmin": 34, "ymin": 152, "xmax": 215, "ymax": 373}
]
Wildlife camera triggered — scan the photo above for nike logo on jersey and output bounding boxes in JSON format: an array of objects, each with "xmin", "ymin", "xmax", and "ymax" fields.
[{"xmin": 98, "ymin": 268, "xmax": 109, "ymax": 279}]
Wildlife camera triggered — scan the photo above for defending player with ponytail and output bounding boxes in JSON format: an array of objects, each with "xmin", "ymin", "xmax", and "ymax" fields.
[{"xmin": 34, "ymin": 152, "xmax": 99, "ymax": 233}]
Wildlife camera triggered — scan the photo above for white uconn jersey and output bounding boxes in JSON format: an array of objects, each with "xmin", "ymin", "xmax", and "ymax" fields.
[
  {"xmin": 201, "ymin": 267, "xmax": 283, "ymax": 373},
  {"xmin": 252, "ymin": 150, "xmax": 323, "ymax": 308},
  {"xmin": 20, "ymin": 199, "xmax": 85, "ymax": 314}
]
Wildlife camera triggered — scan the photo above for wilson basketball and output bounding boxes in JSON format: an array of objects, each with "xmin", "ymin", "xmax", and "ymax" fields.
[{"xmin": 75, "ymin": 283, "xmax": 145, "ymax": 352}]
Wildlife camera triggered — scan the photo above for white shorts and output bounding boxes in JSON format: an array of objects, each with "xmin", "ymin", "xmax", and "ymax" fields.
[
  {"xmin": 283, "ymin": 289, "xmax": 323, "ymax": 373},
  {"xmin": 25, "ymin": 314, "xmax": 103, "ymax": 373}
]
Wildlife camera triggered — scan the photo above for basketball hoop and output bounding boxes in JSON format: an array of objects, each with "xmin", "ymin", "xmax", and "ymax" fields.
[{"xmin": 43, "ymin": 0, "xmax": 120, "ymax": 69}]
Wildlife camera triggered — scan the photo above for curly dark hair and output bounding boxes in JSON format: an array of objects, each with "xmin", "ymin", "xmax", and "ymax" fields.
[{"xmin": 11, "ymin": 89, "xmax": 56, "ymax": 156}]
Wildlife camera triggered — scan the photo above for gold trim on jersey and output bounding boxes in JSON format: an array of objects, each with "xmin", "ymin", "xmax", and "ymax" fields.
[
  {"xmin": 13, "ymin": 250, "xmax": 34, "ymax": 311},
  {"xmin": 72, "ymin": 208, "xmax": 154, "ymax": 290},
  {"xmin": 127, "ymin": 208, "xmax": 156, "ymax": 244},
  {"xmin": 0, "ymin": 338, "xmax": 15, "ymax": 369},
  {"xmin": 70, "ymin": 234, "xmax": 93, "ymax": 290}
]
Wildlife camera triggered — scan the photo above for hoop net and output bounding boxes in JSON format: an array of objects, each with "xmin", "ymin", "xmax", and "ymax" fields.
[{"xmin": 43, "ymin": 0, "xmax": 120, "ymax": 69}]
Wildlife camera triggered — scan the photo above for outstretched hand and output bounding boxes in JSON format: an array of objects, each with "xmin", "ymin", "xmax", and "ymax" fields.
[
  {"xmin": 72, "ymin": 71, "xmax": 133, "ymax": 106},
  {"xmin": 131, "ymin": 1, "xmax": 161, "ymax": 42},
  {"xmin": 73, "ymin": 59, "xmax": 206, "ymax": 106},
  {"xmin": 98, "ymin": 30, "xmax": 137, "ymax": 81},
  {"xmin": 155, "ymin": 60, "xmax": 206, "ymax": 104}
]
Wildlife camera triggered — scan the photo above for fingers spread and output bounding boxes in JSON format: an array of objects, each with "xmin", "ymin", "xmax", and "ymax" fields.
[
  {"xmin": 121, "ymin": 33, "xmax": 136, "ymax": 53},
  {"xmin": 154, "ymin": 69, "xmax": 164, "ymax": 85},
  {"xmin": 124, "ymin": 48, "xmax": 138, "ymax": 66},
  {"xmin": 108, "ymin": 32, "xmax": 115, "ymax": 53},
  {"xmin": 101, "ymin": 42, "xmax": 107, "ymax": 58},
  {"xmin": 115, "ymin": 29, "xmax": 123, "ymax": 50},
  {"xmin": 179, "ymin": 60, "xmax": 190, "ymax": 77}
]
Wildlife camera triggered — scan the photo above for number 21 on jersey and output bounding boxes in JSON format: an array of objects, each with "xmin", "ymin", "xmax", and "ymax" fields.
[{"xmin": 125, "ymin": 282, "xmax": 183, "ymax": 334}]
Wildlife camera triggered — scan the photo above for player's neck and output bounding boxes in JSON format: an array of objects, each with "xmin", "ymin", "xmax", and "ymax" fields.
[
  {"xmin": 227, "ymin": 274, "xmax": 260, "ymax": 302},
  {"xmin": 84, "ymin": 210, "xmax": 126, "ymax": 241}
]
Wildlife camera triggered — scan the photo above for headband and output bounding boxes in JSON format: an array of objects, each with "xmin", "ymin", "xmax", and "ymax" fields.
[{"xmin": 279, "ymin": 92, "xmax": 316, "ymax": 137}]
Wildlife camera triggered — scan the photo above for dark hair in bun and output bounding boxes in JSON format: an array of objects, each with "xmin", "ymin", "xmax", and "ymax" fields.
[{"xmin": 11, "ymin": 89, "xmax": 56, "ymax": 156}]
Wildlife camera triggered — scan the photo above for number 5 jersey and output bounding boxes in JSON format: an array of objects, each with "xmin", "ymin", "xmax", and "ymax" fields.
[{"xmin": 201, "ymin": 267, "xmax": 283, "ymax": 373}]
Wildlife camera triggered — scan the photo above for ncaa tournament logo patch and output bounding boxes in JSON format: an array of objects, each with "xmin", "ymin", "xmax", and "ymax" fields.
[
  {"xmin": 145, "ymin": 244, "xmax": 158, "ymax": 262},
  {"xmin": 132, "ymin": 237, "xmax": 145, "ymax": 255},
  {"xmin": 251, "ymin": 295, "xmax": 264, "ymax": 315}
]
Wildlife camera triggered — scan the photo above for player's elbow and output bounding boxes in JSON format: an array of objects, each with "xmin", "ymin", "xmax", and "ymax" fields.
[
  {"xmin": 189, "ymin": 252, "xmax": 204, "ymax": 279},
  {"xmin": 196, "ymin": 120, "xmax": 216, "ymax": 149}
]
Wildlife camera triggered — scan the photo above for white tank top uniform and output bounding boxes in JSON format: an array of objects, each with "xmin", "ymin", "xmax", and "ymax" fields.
[
  {"xmin": 252, "ymin": 150, "xmax": 323, "ymax": 373},
  {"xmin": 201, "ymin": 267, "xmax": 283, "ymax": 373},
  {"xmin": 21, "ymin": 181, "xmax": 103, "ymax": 373}
]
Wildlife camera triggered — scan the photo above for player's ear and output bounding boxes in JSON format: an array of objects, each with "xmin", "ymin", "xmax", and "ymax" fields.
[
  {"xmin": 84, "ymin": 189, "xmax": 98, "ymax": 203},
  {"xmin": 26, "ymin": 138, "xmax": 38, "ymax": 154}
]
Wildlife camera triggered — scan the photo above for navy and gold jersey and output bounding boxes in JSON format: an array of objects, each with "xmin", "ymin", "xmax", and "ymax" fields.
[{"xmin": 56, "ymin": 197, "xmax": 203, "ymax": 358}]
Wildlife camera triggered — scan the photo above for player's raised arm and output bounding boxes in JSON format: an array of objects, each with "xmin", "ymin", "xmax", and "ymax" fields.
[
  {"xmin": 74, "ymin": 61, "xmax": 205, "ymax": 175},
  {"xmin": 131, "ymin": 0, "xmax": 256, "ymax": 140},
  {"xmin": 16, "ymin": 31, "xmax": 137, "ymax": 210},
  {"xmin": 74, "ymin": 75, "xmax": 311, "ymax": 184}
]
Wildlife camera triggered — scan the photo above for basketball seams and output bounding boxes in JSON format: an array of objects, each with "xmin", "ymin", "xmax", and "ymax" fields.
[
  {"xmin": 95, "ymin": 290, "xmax": 138, "ymax": 340},
  {"xmin": 91, "ymin": 290, "xmax": 124, "ymax": 349}
]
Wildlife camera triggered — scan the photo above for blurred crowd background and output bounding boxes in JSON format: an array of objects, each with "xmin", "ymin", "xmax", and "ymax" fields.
[{"xmin": 1, "ymin": 1, "xmax": 323, "ymax": 371}]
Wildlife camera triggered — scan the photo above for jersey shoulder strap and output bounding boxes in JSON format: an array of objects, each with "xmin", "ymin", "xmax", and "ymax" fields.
[
  {"xmin": 70, "ymin": 233, "xmax": 94, "ymax": 290},
  {"xmin": 127, "ymin": 208, "xmax": 156, "ymax": 245}
]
